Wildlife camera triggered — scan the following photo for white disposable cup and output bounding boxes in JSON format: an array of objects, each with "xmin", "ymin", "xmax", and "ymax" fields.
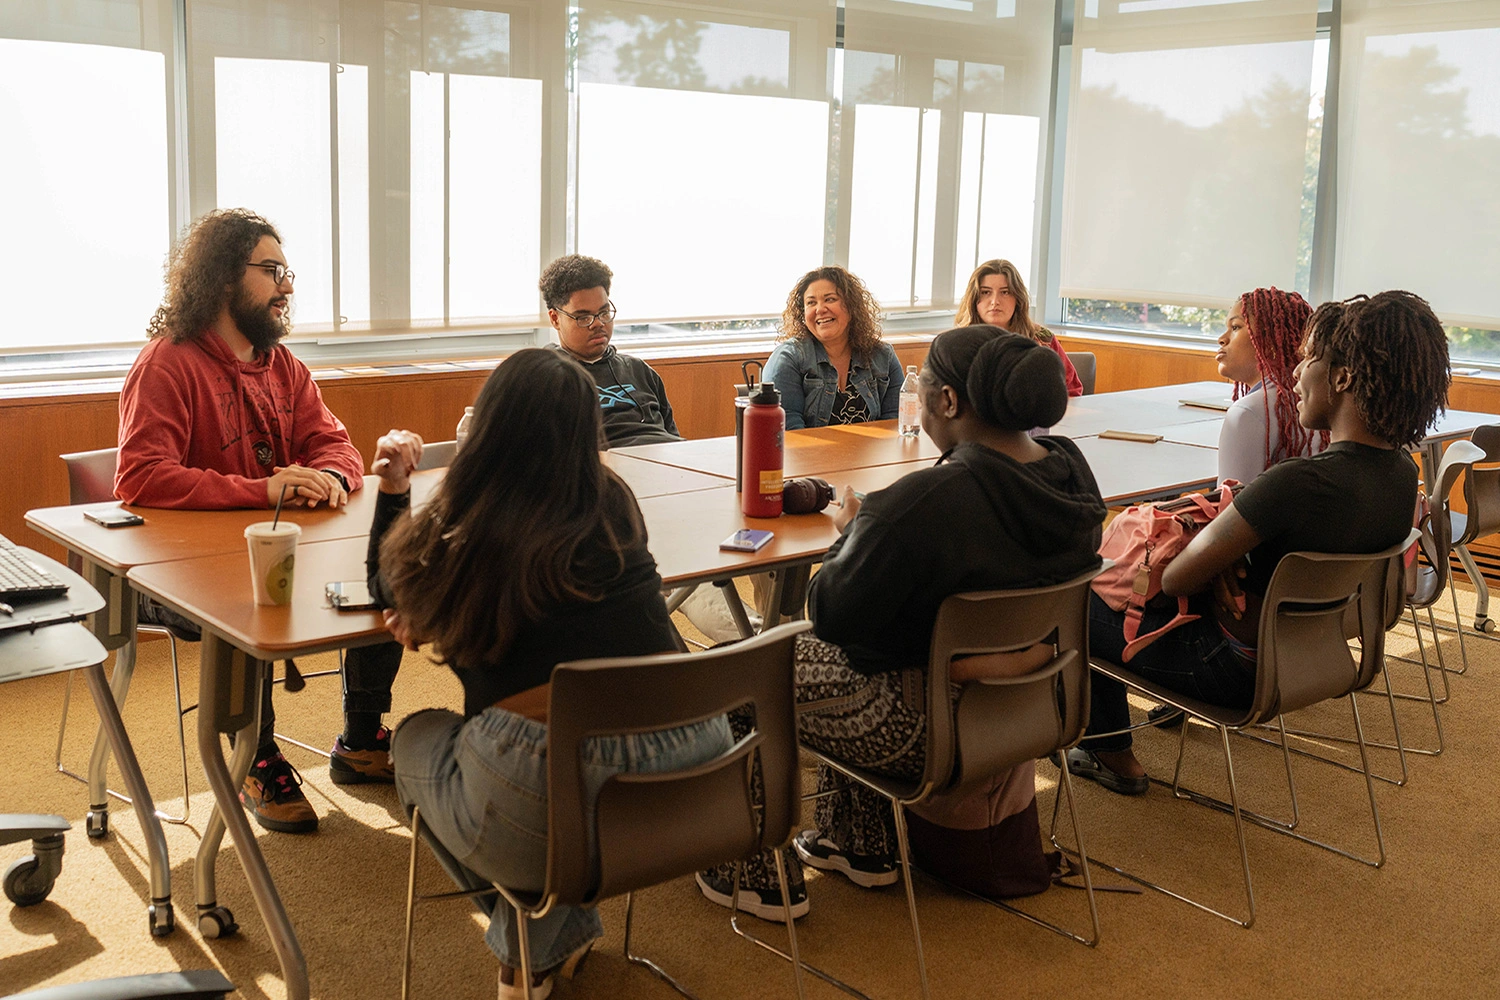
[{"xmin": 245, "ymin": 522, "xmax": 302, "ymax": 606}]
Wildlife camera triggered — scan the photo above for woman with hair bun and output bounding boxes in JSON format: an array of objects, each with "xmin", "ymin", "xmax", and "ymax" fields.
[
  {"xmin": 956, "ymin": 258, "xmax": 1084, "ymax": 397},
  {"xmin": 1215, "ymin": 287, "xmax": 1328, "ymax": 485},
  {"xmin": 697, "ymin": 326, "xmax": 1106, "ymax": 915}
]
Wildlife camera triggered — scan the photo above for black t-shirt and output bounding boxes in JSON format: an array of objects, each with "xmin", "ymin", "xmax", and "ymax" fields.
[{"xmin": 1233, "ymin": 441, "xmax": 1417, "ymax": 596}]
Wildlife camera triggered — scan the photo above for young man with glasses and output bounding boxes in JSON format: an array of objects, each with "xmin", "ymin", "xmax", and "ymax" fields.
[
  {"xmin": 115, "ymin": 208, "xmax": 404, "ymax": 834},
  {"xmin": 540, "ymin": 254, "xmax": 682, "ymax": 448}
]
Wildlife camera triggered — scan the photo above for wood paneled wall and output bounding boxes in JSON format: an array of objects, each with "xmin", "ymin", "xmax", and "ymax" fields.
[{"xmin": 7, "ymin": 335, "xmax": 1500, "ymax": 566}]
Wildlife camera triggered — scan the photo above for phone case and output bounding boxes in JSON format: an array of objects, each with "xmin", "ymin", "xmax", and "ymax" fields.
[{"xmin": 720, "ymin": 529, "xmax": 774, "ymax": 552}]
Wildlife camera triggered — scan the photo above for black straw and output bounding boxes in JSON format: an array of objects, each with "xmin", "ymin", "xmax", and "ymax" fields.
[{"xmin": 271, "ymin": 483, "xmax": 289, "ymax": 529}]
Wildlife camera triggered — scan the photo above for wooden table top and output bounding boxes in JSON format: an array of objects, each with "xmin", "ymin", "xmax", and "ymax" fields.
[
  {"xmin": 601, "ymin": 451, "xmax": 730, "ymax": 493},
  {"xmin": 1071, "ymin": 436, "xmax": 1220, "ymax": 505},
  {"xmin": 615, "ymin": 419, "xmax": 943, "ymax": 480},
  {"xmin": 1052, "ymin": 381, "xmax": 1230, "ymax": 439},
  {"xmin": 127, "ymin": 536, "xmax": 386, "ymax": 660}
]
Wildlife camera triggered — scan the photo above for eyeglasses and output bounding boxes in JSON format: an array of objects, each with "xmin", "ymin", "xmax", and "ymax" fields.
[
  {"xmin": 554, "ymin": 301, "xmax": 617, "ymax": 329},
  {"xmin": 247, "ymin": 262, "xmax": 296, "ymax": 286}
]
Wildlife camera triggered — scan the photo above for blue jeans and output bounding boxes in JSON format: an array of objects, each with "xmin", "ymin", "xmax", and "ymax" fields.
[
  {"xmin": 392, "ymin": 706, "xmax": 733, "ymax": 969},
  {"xmin": 1083, "ymin": 592, "xmax": 1255, "ymax": 753}
]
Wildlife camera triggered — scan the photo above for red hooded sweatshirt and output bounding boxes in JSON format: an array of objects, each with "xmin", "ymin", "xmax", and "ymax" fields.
[{"xmin": 115, "ymin": 333, "xmax": 365, "ymax": 509}]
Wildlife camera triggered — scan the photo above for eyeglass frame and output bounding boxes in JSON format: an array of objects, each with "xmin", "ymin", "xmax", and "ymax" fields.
[
  {"xmin": 246, "ymin": 261, "xmax": 296, "ymax": 286},
  {"xmin": 552, "ymin": 300, "xmax": 617, "ymax": 329}
]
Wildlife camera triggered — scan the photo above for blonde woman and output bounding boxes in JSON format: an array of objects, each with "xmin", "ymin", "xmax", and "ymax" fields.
[{"xmin": 956, "ymin": 259, "xmax": 1084, "ymax": 397}]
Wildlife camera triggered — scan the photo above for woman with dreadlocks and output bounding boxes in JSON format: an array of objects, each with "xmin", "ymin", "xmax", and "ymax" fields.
[
  {"xmin": 1062, "ymin": 290, "xmax": 1451, "ymax": 795},
  {"xmin": 1215, "ymin": 287, "xmax": 1328, "ymax": 485}
]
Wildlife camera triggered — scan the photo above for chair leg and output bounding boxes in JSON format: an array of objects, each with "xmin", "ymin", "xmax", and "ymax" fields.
[
  {"xmin": 771, "ymin": 848, "xmax": 810, "ymax": 1000},
  {"xmin": 890, "ymin": 804, "xmax": 932, "ymax": 1000},
  {"xmin": 402, "ymin": 808, "xmax": 423, "ymax": 1000},
  {"xmin": 1248, "ymin": 663, "xmax": 1410, "ymax": 786},
  {"xmin": 515, "ymin": 905, "xmax": 535, "ymax": 1000},
  {"xmin": 727, "ymin": 859, "xmax": 870, "ymax": 998},
  {"xmin": 623, "ymin": 888, "xmax": 710, "ymax": 999}
]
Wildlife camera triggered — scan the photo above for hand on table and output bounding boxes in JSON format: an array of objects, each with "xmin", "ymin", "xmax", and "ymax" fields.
[
  {"xmin": 833, "ymin": 486, "xmax": 862, "ymax": 532},
  {"xmin": 268, "ymin": 465, "xmax": 347, "ymax": 509},
  {"xmin": 371, "ymin": 429, "xmax": 425, "ymax": 494}
]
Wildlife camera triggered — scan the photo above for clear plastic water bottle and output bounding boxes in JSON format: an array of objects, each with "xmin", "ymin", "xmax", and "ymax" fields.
[
  {"xmin": 898, "ymin": 366, "xmax": 920, "ymax": 438},
  {"xmin": 455, "ymin": 406, "xmax": 474, "ymax": 449}
]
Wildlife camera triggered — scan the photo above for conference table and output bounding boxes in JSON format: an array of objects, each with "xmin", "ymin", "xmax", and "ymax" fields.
[{"xmin": 23, "ymin": 380, "xmax": 1496, "ymax": 999}]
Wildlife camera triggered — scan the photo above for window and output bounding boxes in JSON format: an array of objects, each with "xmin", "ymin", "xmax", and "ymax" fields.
[{"xmin": 0, "ymin": 1, "xmax": 173, "ymax": 351}]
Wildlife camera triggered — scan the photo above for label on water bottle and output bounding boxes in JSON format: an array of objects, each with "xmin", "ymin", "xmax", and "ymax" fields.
[{"xmin": 759, "ymin": 469, "xmax": 784, "ymax": 494}]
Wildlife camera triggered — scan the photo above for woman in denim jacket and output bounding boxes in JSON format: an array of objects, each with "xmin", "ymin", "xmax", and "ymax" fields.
[{"xmin": 763, "ymin": 266, "xmax": 903, "ymax": 429}]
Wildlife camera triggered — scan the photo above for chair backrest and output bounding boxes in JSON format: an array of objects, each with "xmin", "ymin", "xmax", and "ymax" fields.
[
  {"xmin": 60, "ymin": 447, "xmax": 119, "ymax": 505},
  {"xmin": 1256, "ymin": 530, "xmax": 1419, "ymax": 719},
  {"xmin": 924, "ymin": 565, "xmax": 1104, "ymax": 799},
  {"xmin": 1410, "ymin": 439, "xmax": 1483, "ymax": 606},
  {"xmin": 1458, "ymin": 425, "xmax": 1500, "ymax": 545},
  {"xmin": 414, "ymin": 439, "xmax": 458, "ymax": 471},
  {"xmin": 1067, "ymin": 351, "xmax": 1097, "ymax": 395},
  {"xmin": 543, "ymin": 620, "xmax": 810, "ymax": 907}
]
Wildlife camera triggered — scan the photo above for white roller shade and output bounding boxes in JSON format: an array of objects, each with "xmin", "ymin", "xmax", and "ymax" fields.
[
  {"xmin": 1334, "ymin": 0, "xmax": 1500, "ymax": 329},
  {"xmin": 1060, "ymin": 0, "xmax": 1319, "ymax": 308}
]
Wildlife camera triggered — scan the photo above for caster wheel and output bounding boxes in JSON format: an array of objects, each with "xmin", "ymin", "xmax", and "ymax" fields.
[
  {"xmin": 1478, "ymin": 617, "xmax": 1497, "ymax": 634},
  {"xmin": 198, "ymin": 905, "xmax": 238, "ymax": 939},
  {"xmin": 86, "ymin": 809, "xmax": 109, "ymax": 840},
  {"xmin": 4, "ymin": 856, "xmax": 55, "ymax": 907},
  {"xmin": 149, "ymin": 901, "xmax": 176, "ymax": 937}
]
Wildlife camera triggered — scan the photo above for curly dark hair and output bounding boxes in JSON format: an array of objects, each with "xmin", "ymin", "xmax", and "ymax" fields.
[
  {"xmin": 147, "ymin": 209, "xmax": 281, "ymax": 342},
  {"xmin": 1305, "ymin": 290, "xmax": 1450, "ymax": 450},
  {"xmin": 778, "ymin": 265, "xmax": 884, "ymax": 360},
  {"xmin": 538, "ymin": 254, "xmax": 613, "ymax": 310}
]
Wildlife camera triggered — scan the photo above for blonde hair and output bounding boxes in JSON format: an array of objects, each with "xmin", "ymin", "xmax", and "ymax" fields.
[{"xmin": 955, "ymin": 259, "xmax": 1053, "ymax": 343}]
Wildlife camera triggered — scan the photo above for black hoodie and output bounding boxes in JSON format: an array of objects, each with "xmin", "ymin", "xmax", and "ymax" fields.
[
  {"xmin": 550, "ymin": 344, "xmax": 682, "ymax": 448},
  {"xmin": 809, "ymin": 437, "xmax": 1106, "ymax": 676}
]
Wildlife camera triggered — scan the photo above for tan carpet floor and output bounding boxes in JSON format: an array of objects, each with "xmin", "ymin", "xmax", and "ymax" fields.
[{"xmin": 3, "ymin": 592, "xmax": 1499, "ymax": 998}]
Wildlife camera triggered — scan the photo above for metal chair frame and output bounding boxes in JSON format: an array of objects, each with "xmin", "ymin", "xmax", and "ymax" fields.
[
  {"xmin": 1060, "ymin": 535, "xmax": 1414, "ymax": 929},
  {"xmin": 729, "ymin": 568, "xmax": 1106, "ymax": 1000},
  {"xmin": 402, "ymin": 622, "xmax": 812, "ymax": 1000}
]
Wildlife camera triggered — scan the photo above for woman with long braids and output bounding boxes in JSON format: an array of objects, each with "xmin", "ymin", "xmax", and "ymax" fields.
[
  {"xmin": 367, "ymin": 349, "xmax": 733, "ymax": 998},
  {"xmin": 1065, "ymin": 291, "xmax": 1451, "ymax": 795},
  {"xmin": 1216, "ymin": 287, "xmax": 1328, "ymax": 484},
  {"xmin": 956, "ymin": 259, "xmax": 1084, "ymax": 397}
]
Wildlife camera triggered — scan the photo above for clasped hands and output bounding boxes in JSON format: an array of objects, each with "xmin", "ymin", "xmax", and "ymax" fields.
[{"xmin": 266, "ymin": 466, "xmax": 348, "ymax": 509}]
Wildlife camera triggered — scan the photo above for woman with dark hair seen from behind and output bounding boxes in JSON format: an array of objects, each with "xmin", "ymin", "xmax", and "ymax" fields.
[
  {"xmin": 763, "ymin": 265, "xmax": 903, "ymax": 429},
  {"xmin": 367, "ymin": 349, "xmax": 732, "ymax": 998},
  {"xmin": 698, "ymin": 326, "xmax": 1106, "ymax": 917},
  {"xmin": 1215, "ymin": 287, "xmax": 1328, "ymax": 485},
  {"xmin": 1066, "ymin": 291, "xmax": 1451, "ymax": 795},
  {"xmin": 956, "ymin": 258, "xmax": 1084, "ymax": 397}
]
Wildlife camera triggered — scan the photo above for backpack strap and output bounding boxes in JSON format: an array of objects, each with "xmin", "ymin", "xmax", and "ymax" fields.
[{"xmin": 1121, "ymin": 595, "xmax": 1200, "ymax": 663}]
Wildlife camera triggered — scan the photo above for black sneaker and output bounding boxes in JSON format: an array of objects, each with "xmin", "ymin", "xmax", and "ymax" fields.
[
  {"xmin": 1147, "ymin": 704, "xmax": 1185, "ymax": 729},
  {"xmin": 695, "ymin": 868, "xmax": 809, "ymax": 921},
  {"xmin": 793, "ymin": 830, "xmax": 899, "ymax": 888},
  {"xmin": 241, "ymin": 752, "xmax": 318, "ymax": 833}
]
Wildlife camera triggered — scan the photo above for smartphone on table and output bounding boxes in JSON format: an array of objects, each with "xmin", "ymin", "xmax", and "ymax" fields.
[
  {"xmin": 84, "ymin": 508, "xmax": 145, "ymax": 528},
  {"xmin": 326, "ymin": 580, "xmax": 379, "ymax": 610},
  {"xmin": 719, "ymin": 529, "xmax": 774, "ymax": 553}
]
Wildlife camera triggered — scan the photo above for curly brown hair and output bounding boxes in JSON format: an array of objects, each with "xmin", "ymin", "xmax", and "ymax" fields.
[
  {"xmin": 954, "ymin": 259, "xmax": 1053, "ymax": 343},
  {"xmin": 778, "ymin": 266, "xmax": 884, "ymax": 360},
  {"xmin": 147, "ymin": 209, "xmax": 281, "ymax": 342},
  {"xmin": 1304, "ymin": 290, "xmax": 1450, "ymax": 450},
  {"xmin": 538, "ymin": 254, "xmax": 613, "ymax": 310}
]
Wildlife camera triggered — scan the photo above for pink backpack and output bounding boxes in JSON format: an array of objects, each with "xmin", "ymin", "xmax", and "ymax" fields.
[{"xmin": 1092, "ymin": 482, "xmax": 1241, "ymax": 662}]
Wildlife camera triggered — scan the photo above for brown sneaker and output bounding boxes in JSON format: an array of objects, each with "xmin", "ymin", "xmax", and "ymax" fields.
[
  {"xmin": 241, "ymin": 753, "xmax": 318, "ymax": 833},
  {"xmin": 329, "ymin": 726, "xmax": 394, "ymax": 785}
]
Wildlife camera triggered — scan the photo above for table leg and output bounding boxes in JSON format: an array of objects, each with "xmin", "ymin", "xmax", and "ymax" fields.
[
  {"xmin": 194, "ymin": 632, "xmax": 309, "ymax": 999},
  {"xmin": 82, "ymin": 661, "xmax": 174, "ymax": 937},
  {"xmin": 85, "ymin": 636, "xmax": 137, "ymax": 839}
]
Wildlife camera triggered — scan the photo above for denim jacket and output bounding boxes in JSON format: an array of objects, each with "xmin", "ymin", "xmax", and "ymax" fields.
[{"xmin": 763, "ymin": 336, "xmax": 905, "ymax": 430}]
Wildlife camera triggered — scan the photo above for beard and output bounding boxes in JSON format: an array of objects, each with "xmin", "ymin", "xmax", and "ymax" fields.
[{"xmin": 229, "ymin": 284, "xmax": 291, "ymax": 354}]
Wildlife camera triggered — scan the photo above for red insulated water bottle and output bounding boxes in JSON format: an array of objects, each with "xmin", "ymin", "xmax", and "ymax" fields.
[{"xmin": 741, "ymin": 382, "xmax": 785, "ymax": 517}]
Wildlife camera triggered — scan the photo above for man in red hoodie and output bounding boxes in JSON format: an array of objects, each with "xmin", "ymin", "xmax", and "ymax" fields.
[{"xmin": 116, "ymin": 208, "xmax": 403, "ymax": 833}]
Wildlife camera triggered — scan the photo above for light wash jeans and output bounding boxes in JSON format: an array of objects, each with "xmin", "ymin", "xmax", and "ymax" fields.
[{"xmin": 392, "ymin": 705, "xmax": 733, "ymax": 969}]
